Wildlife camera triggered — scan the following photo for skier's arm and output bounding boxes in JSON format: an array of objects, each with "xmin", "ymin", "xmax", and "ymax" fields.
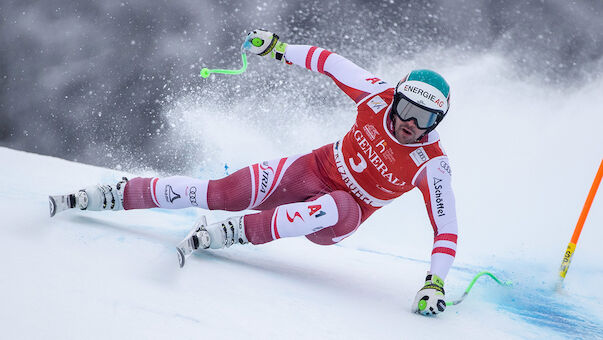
[
  {"xmin": 283, "ymin": 45, "xmax": 391, "ymax": 103},
  {"xmin": 413, "ymin": 157, "xmax": 458, "ymax": 280},
  {"xmin": 410, "ymin": 157, "xmax": 457, "ymax": 315},
  {"xmin": 243, "ymin": 29, "xmax": 390, "ymax": 103}
]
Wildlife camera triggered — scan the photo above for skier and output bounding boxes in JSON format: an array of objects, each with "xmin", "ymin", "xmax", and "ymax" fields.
[{"xmin": 50, "ymin": 29, "xmax": 457, "ymax": 316}]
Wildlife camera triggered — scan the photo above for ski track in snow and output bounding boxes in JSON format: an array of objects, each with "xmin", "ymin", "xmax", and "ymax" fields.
[{"xmin": 350, "ymin": 246, "xmax": 603, "ymax": 339}]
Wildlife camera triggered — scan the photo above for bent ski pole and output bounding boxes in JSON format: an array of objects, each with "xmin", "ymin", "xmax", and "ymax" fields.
[
  {"xmin": 200, "ymin": 52, "xmax": 248, "ymax": 78},
  {"xmin": 199, "ymin": 37, "xmax": 266, "ymax": 78},
  {"xmin": 447, "ymin": 271, "xmax": 511, "ymax": 306}
]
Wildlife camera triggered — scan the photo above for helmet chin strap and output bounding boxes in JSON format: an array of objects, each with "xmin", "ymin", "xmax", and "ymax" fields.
[
  {"xmin": 419, "ymin": 120, "xmax": 440, "ymax": 141},
  {"xmin": 416, "ymin": 124, "xmax": 438, "ymax": 142},
  {"xmin": 416, "ymin": 131, "xmax": 429, "ymax": 142}
]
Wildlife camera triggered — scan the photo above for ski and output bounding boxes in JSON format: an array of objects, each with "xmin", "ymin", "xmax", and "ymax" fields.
[
  {"xmin": 176, "ymin": 216, "xmax": 210, "ymax": 268},
  {"xmin": 49, "ymin": 194, "xmax": 77, "ymax": 217}
]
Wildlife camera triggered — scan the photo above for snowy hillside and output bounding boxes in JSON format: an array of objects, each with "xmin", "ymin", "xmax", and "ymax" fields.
[
  {"xmin": 1, "ymin": 142, "xmax": 602, "ymax": 340},
  {"xmin": 3, "ymin": 48, "xmax": 603, "ymax": 340}
]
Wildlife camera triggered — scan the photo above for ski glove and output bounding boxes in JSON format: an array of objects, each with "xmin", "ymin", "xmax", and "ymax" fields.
[
  {"xmin": 242, "ymin": 29, "xmax": 288, "ymax": 62},
  {"xmin": 411, "ymin": 272, "xmax": 447, "ymax": 316}
]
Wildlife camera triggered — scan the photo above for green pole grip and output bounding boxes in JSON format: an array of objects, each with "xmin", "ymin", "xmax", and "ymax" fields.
[{"xmin": 251, "ymin": 37, "xmax": 264, "ymax": 47}]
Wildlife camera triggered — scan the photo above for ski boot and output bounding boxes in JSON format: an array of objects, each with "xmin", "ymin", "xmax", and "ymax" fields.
[
  {"xmin": 49, "ymin": 177, "xmax": 128, "ymax": 217},
  {"xmin": 176, "ymin": 215, "xmax": 248, "ymax": 268}
]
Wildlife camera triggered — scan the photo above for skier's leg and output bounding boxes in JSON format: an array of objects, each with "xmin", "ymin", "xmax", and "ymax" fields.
[
  {"xmin": 121, "ymin": 167, "xmax": 254, "ymax": 211},
  {"xmin": 57, "ymin": 152, "xmax": 327, "ymax": 215},
  {"xmin": 208, "ymin": 152, "xmax": 329, "ymax": 211},
  {"xmin": 123, "ymin": 152, "xmax": 322, "ymax": 211},
  {"xmin": 177, "ymin": 191, "xmax": 361, "ymax": 266},
  {"xmin": 123, "ymin": 176, "xmax": 209, "ymax": 210},
  {"xmin": 200, "ymin": 190, "xmax": 362, "ymax": 248}
]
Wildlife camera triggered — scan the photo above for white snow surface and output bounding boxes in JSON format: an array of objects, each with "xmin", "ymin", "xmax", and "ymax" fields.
[{"xmin": 2, "ymin": 53, "xmax": 603, "ymax": 339}]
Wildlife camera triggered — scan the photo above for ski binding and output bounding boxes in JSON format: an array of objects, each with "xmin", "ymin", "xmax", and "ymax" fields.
[{"xmin": 176, "ymin": 216, "xmax": 211, "ymax": 268}]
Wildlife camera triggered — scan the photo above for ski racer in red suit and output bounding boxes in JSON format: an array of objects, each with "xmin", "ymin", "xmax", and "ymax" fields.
[{"xmin": 52, "ymin": 30, "xmax": 458, "ymax": 316}]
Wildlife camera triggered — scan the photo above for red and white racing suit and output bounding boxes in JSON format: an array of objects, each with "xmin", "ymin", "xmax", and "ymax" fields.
[{"xmin": 123, "ymin": 45, "xmax": 458, "ymax": 279}]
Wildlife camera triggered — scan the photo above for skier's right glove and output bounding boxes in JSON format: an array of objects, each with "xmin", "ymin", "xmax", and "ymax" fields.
[
  {"xmin": 242, "ymin": 29, "xmax": 288, "ymax": 62},
  {"xmin": 411, "ymin": 272, "xmax": 447, "ymax": 316}
]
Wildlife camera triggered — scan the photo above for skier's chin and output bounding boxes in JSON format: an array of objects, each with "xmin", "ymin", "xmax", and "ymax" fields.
[{"xmin": 395, "ymin": 129, "xmax": 418, "ymax": 144}]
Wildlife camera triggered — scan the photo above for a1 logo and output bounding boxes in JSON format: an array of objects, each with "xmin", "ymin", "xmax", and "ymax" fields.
[
  {"xmin": 365, "ymin": 77, "xmax": 385, "ymax": 85},
  {"xmin": 308, "ymin": 204, "xmax": 326, "ymax": 218}
]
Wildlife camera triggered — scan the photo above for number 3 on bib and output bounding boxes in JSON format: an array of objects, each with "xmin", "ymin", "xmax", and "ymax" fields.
[{"xmin": 349, "ymin": 153, "xmax": 367, "ymax": 173}]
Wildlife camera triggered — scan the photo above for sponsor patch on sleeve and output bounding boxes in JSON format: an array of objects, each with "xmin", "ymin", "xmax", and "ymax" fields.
[
  {"xmin": 410, "ymin": 147, "xmax": 430, "ymax": 166},
  {"xmin": 439, "ymin": 160, "xmax": 452, "ymax": 176},
  {"xmin": 367, "ymin": 95, "xmax": 388, "ymax": 113}
]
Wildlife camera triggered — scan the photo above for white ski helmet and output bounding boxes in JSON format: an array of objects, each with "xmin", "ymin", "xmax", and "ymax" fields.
[{"xmin": 392, "ymin": 69, "xmax": 451, "ymax": 133}]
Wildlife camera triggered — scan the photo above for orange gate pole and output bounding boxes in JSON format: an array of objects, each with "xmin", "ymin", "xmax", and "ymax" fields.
[{"xmin": 558, "ymin": 159, "xmax": 603, "ymax": 283}]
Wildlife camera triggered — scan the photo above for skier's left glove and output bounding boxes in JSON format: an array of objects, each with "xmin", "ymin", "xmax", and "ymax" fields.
[
  {"xmin": 242, "ymin": 29, "xmax": 288, "ymax": 63},
  {"xmin": 411, "ymin": 272, "xmax": 447, "ymax": 316}
]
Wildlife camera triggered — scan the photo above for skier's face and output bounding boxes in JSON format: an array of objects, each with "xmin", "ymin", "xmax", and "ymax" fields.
[{"xmin": 393, "ymin": 114, "xmax": 427, "ymax": 144}]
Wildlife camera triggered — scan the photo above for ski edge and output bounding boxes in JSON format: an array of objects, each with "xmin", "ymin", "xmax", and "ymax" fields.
[
  {"xmin": 176, "ymin": 247, "xmax": 186, "ymax": 268},
  {"xmin": 49, "ymin": 196, "xmax": 57, "ymax": 217}
]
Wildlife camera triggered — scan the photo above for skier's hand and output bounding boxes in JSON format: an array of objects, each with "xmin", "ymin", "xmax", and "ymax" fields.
[
  {"xmin": 242, "ymin": 29, "xmax": 288, "ymax": 62},
  {"xmin": 411, "ymin": 272, "xmax": 447, "ymax": 316}
]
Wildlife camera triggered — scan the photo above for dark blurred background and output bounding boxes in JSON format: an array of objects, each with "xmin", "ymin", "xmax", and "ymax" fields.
[{"xmin": 1, "ymin": 0, "xmax": 602, "ymax": 173}]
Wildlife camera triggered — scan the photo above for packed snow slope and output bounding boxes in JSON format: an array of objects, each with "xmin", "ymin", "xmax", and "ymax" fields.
[
  {"xmin": 1, "ymin": 146, "xmax": 601, "ymax": 340},
  {"xmin": 2, "ymin": 54, "xmax": 603, "ymax": 339}
]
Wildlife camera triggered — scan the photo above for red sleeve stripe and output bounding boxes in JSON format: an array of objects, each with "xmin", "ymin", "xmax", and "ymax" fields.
[
  {"xmin": 434, "ymin": 233, "xmax": 457, "ymax": 243},
  {"xmin": 432, "ymin": 247, "xmax": 456, "ymax": 256},
  {"xmin": 306, "ymin": 46, "xmax": 318, "ymax": 70},
  {"xmin": 317, "ymin": 50, "xmax": 333, "ymax": 74}
]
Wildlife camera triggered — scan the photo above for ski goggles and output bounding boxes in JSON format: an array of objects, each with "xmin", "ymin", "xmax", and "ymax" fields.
[{"xmin": 393, "ymin": 93, "xmax": 443, "ymax": 130}]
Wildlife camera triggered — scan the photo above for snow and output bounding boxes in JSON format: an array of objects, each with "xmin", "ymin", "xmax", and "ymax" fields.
[{"xmin": 2, "ymin": 52, "xmax": 603, "ymax": 339}]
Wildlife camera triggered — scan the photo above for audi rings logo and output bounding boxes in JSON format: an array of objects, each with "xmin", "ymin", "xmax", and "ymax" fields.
[
  {"xmin": 189, "ymin": 186, "xmax": 198, "ymax": 206},
  {"xmin": 440, "ymin": 161, "xmax": 451, "ymax": 175}
]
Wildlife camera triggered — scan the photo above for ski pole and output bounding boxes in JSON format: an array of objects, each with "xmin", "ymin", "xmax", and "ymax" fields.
[
  {"xmin": 199, "ymin": 37, "xmax": 267, "ymax": 78},
  {"xmin": 447, "ymin": 271, "xmax": 512, "ymax": 306},
  {"xmin": 200, "ymin": 52, "xmax": 248, "ymax": 78},
  {"xmin": 557, "ymin": 159, "xmax": 603, "ymax": 285}
]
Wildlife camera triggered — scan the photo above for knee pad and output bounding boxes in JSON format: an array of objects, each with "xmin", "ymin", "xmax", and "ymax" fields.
[
  {"xmin": 271, "ymin": 194, "xmax": 339, "ymax": 239},
  {"xmin": 306, "ymin": 191, "xmax": 362, "ymax": 245}
]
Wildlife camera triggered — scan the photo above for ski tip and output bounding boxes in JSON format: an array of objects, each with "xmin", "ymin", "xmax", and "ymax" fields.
[
  {"xmin": 176, "ymin": 247, "xmax": 185, "ymax": 268},
  {"xmin": 49, "ymin": 196, "xmax": 57, "ymax": 218}
]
